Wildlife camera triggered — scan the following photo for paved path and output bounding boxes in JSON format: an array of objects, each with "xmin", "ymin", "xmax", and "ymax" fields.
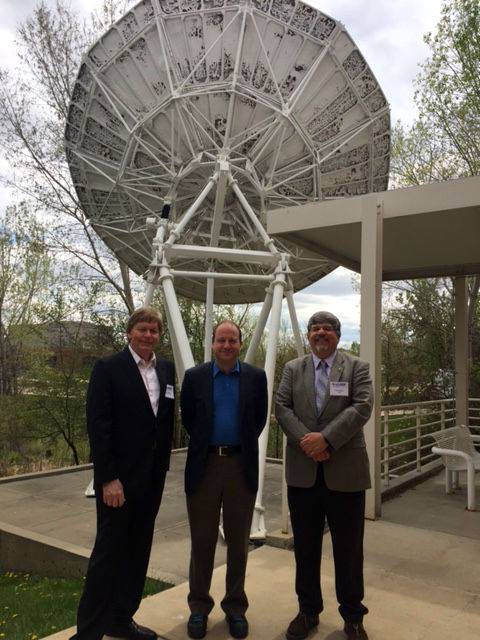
[
  {"xmin": 44, "ymin": 515, "xmax": 480, "ymax": 640},
  {"xmin": 0, "ymin": 452, "xmax": 284, "ymax": 583}
]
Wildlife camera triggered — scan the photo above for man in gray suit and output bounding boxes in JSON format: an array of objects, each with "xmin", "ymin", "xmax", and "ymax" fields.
[{"xmin": 275, "ymin": 311, "xmax": 373, "ymax": 640}]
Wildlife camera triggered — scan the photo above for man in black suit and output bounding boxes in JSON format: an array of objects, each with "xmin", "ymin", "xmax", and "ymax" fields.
[
  {"xmin": 71, "ymin": 307, "xmax": 175, "ymax": 640},
  {"xmin": 180, "ymin": 321, "xmax": 268, "ymax": 640}
]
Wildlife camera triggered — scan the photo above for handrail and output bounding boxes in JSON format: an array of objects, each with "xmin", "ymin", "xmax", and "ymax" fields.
[
  {"xmin": 382, "ymin": 398, "xmax": 455, "ymax": 411},
  {"xmin": 381, "ymin": 397, "xmax": 479, "ymax": 488}
]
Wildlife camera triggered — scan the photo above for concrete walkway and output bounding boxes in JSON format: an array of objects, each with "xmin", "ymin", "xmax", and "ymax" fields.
[
  {"xmin": 44, "ymin": 515, "xmax": 480, "ymax": 640},
  {"xmin": 0, "ymin": 452, "xmax": 284, "ymax": 584},
  {"xmin": 1, "ymin": 454, "xmax": 479, "ymax": 639}
]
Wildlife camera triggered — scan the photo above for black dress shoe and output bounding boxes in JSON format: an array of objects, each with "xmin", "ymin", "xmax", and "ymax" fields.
[
  {"xmin": 226, "ymin": 614, "xmax": 249, "ymax": 639},
  {"xmin": 106, "ymin": 620, "xmax": 157, "ymax": 640},
  {"xmin": 187, "ymin": 613, "xmax": 208, "ymax": 639},
  {"xmin": 286, "ymin": 612, "xmax": 319, "ymax": 640},
  {"xmin": 344, "ymin": 622, "xmax": 369, "ymax": 639}
]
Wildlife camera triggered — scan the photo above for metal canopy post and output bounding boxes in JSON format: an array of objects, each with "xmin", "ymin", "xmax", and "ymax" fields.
[
  {"xmin": 454, "ymin": 277, "xmax": 469, "ymax": 426},
  {"xmin": 361, "ymin": 198, "xmax": 383, "ymax": 520}
]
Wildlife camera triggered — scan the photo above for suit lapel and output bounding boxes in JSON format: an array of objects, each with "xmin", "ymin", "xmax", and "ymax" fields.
[
  {"xmin": 123, "ymin": 347, "xmax": 155, "ymax": 418},
  {"xmin": 238, "ymin": 361, "xmax": 247, "ymax": 424},
  {"xmin": 155, "ymin": 359, "xmax": 166, "ymax": 411},
  {"xmin": 203, "ymin": 362, "xmax": 214, "ymax": 430},
  {"xmin": 329, "ymin": 351, "xmax": 345, "ymax": 383},
  {"xmin": 302, "ymin": 355, "xmax": 317, "ymax": 416}
]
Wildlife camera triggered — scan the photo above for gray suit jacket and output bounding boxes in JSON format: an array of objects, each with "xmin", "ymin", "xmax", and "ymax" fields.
[{"xmin": 275, "ymin": 351, "xmax": 372, "ymax": 491}]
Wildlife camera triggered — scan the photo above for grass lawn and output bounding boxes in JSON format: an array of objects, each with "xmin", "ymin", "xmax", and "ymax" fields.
[{"xmin": 0, "ymin": 572, "xmax": 172, "ymax": 640}]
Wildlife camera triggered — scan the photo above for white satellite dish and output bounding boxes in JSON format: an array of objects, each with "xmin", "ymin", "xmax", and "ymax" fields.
[{"xmin": 66, "ymin": 0, "xmax": 390, "ymax": 536}]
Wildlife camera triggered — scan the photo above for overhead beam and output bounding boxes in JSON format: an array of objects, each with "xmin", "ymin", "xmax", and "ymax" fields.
[{"xmin": 163, "ymin": 244, "xmax": 281, "ymax": 266}]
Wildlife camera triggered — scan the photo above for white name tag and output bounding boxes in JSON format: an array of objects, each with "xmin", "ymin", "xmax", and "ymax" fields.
[
  {"xmin": 165, "ymin": 384, "xmax": 175, "ymax": 399},
  {"xmin": 330, "ymin": 381, "xmax": 349, "ymax": 397}
]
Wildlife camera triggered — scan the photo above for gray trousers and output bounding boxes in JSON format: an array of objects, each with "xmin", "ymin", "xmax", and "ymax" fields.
[{"xmin": 186, "ymin": 452, "xmax": 256, "ymax": 616}]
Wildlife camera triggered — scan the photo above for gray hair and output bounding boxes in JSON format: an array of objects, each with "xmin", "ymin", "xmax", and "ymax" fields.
[{"xmin": 307, "ymin": 311, "xmax": 341, "ymax": 338}]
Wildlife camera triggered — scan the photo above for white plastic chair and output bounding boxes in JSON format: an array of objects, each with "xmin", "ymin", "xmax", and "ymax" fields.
[{"xmin": 430, "ymin": 425, "xmax": 480, "ymax": 511}]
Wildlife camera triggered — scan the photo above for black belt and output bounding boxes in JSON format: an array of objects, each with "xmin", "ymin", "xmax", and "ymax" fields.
[{"xmin": 208, "ymin": 445, "xmax": 241, "ymax": 456}]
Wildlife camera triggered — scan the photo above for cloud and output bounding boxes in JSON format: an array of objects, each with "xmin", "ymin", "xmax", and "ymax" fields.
[
  {"xmin": 250, "ymin": 266, "xmax": 361, "ymax": 345},
  {"xmin": 314, "ymin": 0, "xmax": 442, "ymax": 123}
]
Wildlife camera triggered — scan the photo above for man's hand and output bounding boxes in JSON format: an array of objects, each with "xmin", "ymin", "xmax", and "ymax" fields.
[
  {"xmin": 102, "ymin": 479, "xmax": 125, "ymax": 508},
  {"xmin": 300, "ymin": 432, "xmax": 329, "ymax": 458},
  {"xmin": 311, "ymin": 450, "xmax": 330, "ymax": 462}
]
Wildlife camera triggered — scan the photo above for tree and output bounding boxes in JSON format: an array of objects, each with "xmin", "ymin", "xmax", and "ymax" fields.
[
  {"xmin": 416, "ymin": 0, "xmax": 480, "ymax": 176},
  {"xmin": 0, "ymin": 204, "xmax": 51, "ymax": 395},
  {"xmin": 27, "ymin": 284, "xmax": 116, "ymax": 465},
  {"xmin": 0, "ymin": 1, "xmax": 137, "ymax": 315},
  {"xmin": 389, "ymin": 0, "xmax": 480, "ymax": 398},
  {"xmin": 390, "ymin": 119, "xmax": 465, "ymax": 188},
  {"xmin": 382, "ymin": 280, "xmax": 455, "ymax": 403}
]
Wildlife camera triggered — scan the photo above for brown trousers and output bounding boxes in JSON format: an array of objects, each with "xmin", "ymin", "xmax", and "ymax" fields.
[{"xmin": 186, "ymin": 452, "xmax": 256, "ymax": 616}]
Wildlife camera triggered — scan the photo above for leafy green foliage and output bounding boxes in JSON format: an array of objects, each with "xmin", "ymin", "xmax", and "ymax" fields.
[
  {"xmin": 0, "ymin": 205, "xmax": 51, "ymax": 396},
  {"xmin": 382, "ymin": 280, "xmax": 455, "ymax": 404},
  {"xmin": 388, "ymin": 0, "xmax": 480, "ymax": 401},
  {"xmin": 416, "ymin": 0, "xmax": 480, "ymax": 176}
]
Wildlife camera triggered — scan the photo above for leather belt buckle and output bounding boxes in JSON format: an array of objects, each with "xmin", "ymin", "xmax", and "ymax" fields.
[{"xmin": 219, "ymin": 446, "xmax": 228, "ymax": 457}]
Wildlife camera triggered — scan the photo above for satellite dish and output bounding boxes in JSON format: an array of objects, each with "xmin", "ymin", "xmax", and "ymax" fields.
[
  {"xmin": 66, "ymin": 0, "xmax": 390, "ymax": 538},
  {"xmin": 65, "ymin": 0, "xmax": 390, "ymax": 304}
]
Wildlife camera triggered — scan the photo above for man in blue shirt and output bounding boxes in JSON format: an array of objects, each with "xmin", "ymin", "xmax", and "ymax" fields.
[{"xmin": 180, "ymin": 321, "xmax": 268, "ymax": 640}]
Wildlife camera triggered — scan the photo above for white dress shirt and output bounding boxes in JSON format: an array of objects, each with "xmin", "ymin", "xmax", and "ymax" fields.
[{"xmin": 129, "ymin": 345, "xmax": 160, "ymax": 415}]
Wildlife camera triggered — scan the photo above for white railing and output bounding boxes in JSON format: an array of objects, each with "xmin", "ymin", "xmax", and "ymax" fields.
[
  {"xmin": 381, "ymin": 397, "xmax": 480, "ymax": 488},
  {"xmin": 469, "ymin": 397, "xmax": 480, "ymax": 434}
]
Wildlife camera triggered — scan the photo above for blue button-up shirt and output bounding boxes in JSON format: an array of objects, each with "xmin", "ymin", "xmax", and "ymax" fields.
[{"xmin": 210, "ymin": 361, "xmax": 241, "ymax": 445}]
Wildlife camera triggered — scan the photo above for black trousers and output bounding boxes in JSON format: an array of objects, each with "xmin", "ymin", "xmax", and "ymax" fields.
[
  {"xmin": 288, "ymin": 464, "xmax": 368, "ymax": 624},
  {"xmin": 71, "ymin": 476, "xmax": 165, "ymax": 640},
  {"xmin": 186, "ymin": 453, "xmax": 256, "ymax": 616}
]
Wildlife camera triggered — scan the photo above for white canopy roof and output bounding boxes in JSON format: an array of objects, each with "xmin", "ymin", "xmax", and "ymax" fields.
[{"xmin": 267, "ymin": 175, "xmax": 480, "ymax": 280}]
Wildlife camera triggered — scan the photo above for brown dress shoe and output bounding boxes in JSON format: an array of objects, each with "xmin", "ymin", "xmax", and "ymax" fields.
[
  {"xmin": 286, "ymin": 612, "xmax": 319, "ymax": 640},
  {"xmin": 344, "ymin": 622, "xmax": 368, "ymax": 639}
]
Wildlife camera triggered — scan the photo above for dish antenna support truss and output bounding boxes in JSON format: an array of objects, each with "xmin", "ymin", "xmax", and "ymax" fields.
[
  {"xmin": 65, "ymin": 0, "xmax": 391, "ymax": 539},
  {"xmin": 143, "ymin": 160, "xmax": 304, "ymax": 538}
]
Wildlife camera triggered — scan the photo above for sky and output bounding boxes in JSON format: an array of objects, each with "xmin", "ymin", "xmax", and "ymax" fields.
[{"xmin": 0, "ymin": 0, "xmax": 444, "ymax": 344}]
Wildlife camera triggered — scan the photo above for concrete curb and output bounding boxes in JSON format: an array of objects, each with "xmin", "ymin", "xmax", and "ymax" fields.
[
  {"xmin": 0, "ymin": 464, "xmax": 93, "ymax": 485},
  {"xmin": 0, "ymin": 449, "xmax": 188, "ymax": 485},
  {"xmin": 0, "ymin": 521, "xmax": 90, "ymax": 578}
]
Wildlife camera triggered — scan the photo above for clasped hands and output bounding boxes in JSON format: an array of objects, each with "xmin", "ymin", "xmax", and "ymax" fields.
[{"xmin": 300, "ymin": 432, "xmax": 330, "ymax": 462}]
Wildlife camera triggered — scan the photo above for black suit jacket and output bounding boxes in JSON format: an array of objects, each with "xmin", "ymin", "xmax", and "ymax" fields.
[
  {"xmin": 86, "ymin": 347, "xmax": 175, "ymax": 497},
  {"xmin": 180, "ymin": 361, "xmax": 268, "ymax": 495}
]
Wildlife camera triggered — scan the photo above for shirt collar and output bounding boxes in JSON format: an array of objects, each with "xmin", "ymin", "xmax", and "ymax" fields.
[
  {"xmin": 312, "ymin": 350, "xmax": 337, "ymax": 371},
  {"xmin": 129, "ymin": 344, "xmax": 156, "ymax": 368},
  {"xmin": 213, "ymin": 360, "xmax": 240, "ymax": 377}
]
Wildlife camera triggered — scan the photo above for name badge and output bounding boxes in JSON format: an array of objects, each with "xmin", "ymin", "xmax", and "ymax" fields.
[
  {"xmin": 330, "ymin": 381, "xmax": 349, "ymax": 397},
  {"xmin": 165, "ymin": 384, "xmax": 175, "ymax": 399}
]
